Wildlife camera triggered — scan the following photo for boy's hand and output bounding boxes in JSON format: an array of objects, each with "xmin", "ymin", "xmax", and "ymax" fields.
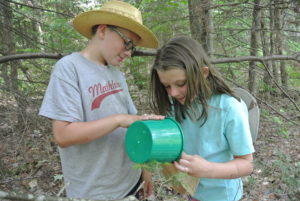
[
  {"xmin": 141, "ymin": 114, "xmax": 165, "ymax": 121},
  {"xmin": 142, "ymin": 170, "xmax": 153, "ymax": 198},
  {"xmin": 116, "ymin": 114, "xmax": 164, "ymax": 128}
]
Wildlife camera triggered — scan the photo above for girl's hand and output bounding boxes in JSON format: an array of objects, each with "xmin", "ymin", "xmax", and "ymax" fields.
[
  {"xmin": 116, "ymin": 114, "xmax": 165, "ymax": 128},
  {"xmin": 174, "ymin": 152, "xmax": 211, "ymax": 178},
  {"xmin": 174, "ymin": 152, "xmax": 254, "ymax": 179}
]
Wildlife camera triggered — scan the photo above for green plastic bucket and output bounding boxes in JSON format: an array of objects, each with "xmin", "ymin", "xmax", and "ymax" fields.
[{"xmin": 125, "ymin": 117, "xmax": 184, "ymax": 163}]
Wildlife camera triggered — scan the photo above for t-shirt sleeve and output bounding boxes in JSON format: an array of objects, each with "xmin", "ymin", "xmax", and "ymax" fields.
[
  {"xmin": 39, "ymin": 61, "xmax": 83, "ymax": 122},
  {"xmin": 224, "ymin": 99, "xmax": 255, "ymax": 156}
]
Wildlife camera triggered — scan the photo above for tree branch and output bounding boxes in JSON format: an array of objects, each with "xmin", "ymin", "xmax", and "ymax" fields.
[
  {"xmin": 0, "ymin": 51, "xmax": 299, "ymax": 64},
  {"xmin": 225, "ymin": 78, "xmax": 300, "ymax": 126},
  {"xmin": 0, "ymin": 53, "xmax": 67, "ymax": 63},
  {"xmin": 211, "ymin": 52, "xmax": 300, "ymax": 64},
  {"xmin": 6, "ymin": 0, "xmax": 73, "ymax": 17},
  {"xmin": 261, "ymin": 61, "xmax": 300, "ymax": 112},
  {"xmin": 255, "ymin": 95, "xmax": 300, "ymax": 126}
]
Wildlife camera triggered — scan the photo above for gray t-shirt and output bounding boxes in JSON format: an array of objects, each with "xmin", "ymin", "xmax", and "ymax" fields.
[{"xmin": 39, "ymin": 52, "xmax": 141, "ymax": 200}]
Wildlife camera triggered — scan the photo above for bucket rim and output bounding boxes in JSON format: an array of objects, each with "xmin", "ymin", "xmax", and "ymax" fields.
[{"xmin": 165, "ymin": 117, "xmax": 184, "ymax": 161}]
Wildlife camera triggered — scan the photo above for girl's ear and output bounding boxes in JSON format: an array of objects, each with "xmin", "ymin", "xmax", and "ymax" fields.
[{"xmin": 203, "ymin": 66, "xmax": 210, "ymax": 78}]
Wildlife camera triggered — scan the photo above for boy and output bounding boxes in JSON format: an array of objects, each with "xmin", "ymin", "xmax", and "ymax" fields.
[{"xmin": 39, "ymin": 0, "xmax": 162, "ymax": 200}]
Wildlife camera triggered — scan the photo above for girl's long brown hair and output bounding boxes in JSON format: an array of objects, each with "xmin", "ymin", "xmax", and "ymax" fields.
[{"xmin": 149, "ymin": 36, "xmax": 239, "ymax": 125}]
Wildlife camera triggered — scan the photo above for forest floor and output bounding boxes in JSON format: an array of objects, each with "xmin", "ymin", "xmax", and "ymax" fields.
[{"xmin": 0, "ymin": 91, "xmax": 299, "ymax": 201}]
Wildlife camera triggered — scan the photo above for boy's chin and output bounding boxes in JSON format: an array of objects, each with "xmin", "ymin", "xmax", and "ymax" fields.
[{"xmin": 107, "ymin": 61, "xmax": 121, "ymax": 67}]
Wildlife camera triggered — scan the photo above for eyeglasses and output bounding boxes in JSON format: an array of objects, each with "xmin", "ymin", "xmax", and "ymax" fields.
[{"xmin": 109, "ymin": 26, "xmax": 136, "ymax": 53}]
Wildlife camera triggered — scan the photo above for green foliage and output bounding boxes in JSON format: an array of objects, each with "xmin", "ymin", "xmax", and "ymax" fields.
[
  {"xmin": 272, "ymin": 116, "xmax": 283, "ymax": 124},
  {"xmin": 258, "ymin": 79, "xmax": 277, "ymax": 93},
  {"xmin": 271, "ymin": 116, "xmax": 291, "ymax": 138},
  {"xmin": 3, "ymin": 0, "xmax": 299, "ymax": 107},
  {"xmin": 247, "ymin": 176, "xmax": 256, "ymax": 186},
  {"xmin": 261, "ymin": 107, "xmax": 292, "ymax": 139},
  {"xmin": 287, "ymin": 64, "xmax": 300, "ymax": 88},
  {"xmin": 124, "ymin": 56, "xmax": 153, "ymax": 90},
  {"xmin": 272, "ymin": 153, "xmax": 300, "ymax": 197},
  {"xmin": 133, "ymin": 160, "xmax": 164, "ymax": 171},
  {"xmin": 278, "ymin": 126, "xmax": 289, "ymax": 138},
  {"xmin": 133, "ymin": 161, "xmax": 190, "ymax": 189},
  {"xmin": 256, "ymin": 151, "xmax": 300, "ymax": 200},
  {"xmin": 1, "ymin": 1, "xmax": 299, "ymax": 200},
  {"xmin": 54, "ymin": 174, "xmax": 64, "ymax": 181},
  {"xmin": 260, "ymin": 108, "xmax": 270, "ymax": 119},
  {"xmin": 138, "ymin": 0, "xmax": 189, "ymax": 41}
]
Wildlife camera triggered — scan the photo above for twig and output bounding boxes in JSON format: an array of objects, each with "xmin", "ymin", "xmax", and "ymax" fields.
[
  {"xmin": 261, "ymin": 61, "xmax": 300, "ymax": 112},
  {"xmin": 225, "ymin": 78, "xmax": 300, "ymax": 126},
  {"xmin": 133, "ymin": 181, "xmax": 144, "ymax": 197},
  {"xmin": 255, "ymin": 96, "xmax": 300, "ymax": 126},
  {"xmin": 57, "ymin": 182, "xmax": 70, "ymax": 197}
]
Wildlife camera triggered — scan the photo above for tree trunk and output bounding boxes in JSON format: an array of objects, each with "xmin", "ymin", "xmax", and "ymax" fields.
[
  {"xmin": 1, "ymin": 0, "xmax": 17, "ymax": 92},
  {"xmin": 0, "ymin": 0, "xmax": 27, "ymax": 129},
  {"xmin": 248, "ymin": 0, "xmax": 261, "ymax": 94},
  {"xmin": 260, "ymin": 10, "xmax": 271, "ymax": 99},
  {"xmin": 188, "ymin": 0, "xmax": 214, "ymax": 56},
  {"xmin": 274, "ymin": 0, "xmax": 288, "ymax": 91},
  {"xmin": 267, "ymin": 3, "xmax": 278, "ymax": 93},
  {"xmin": 270, "ymin": 3, "xmax": 280, "ymax": 86},
  {"xmin": 29, "ymin": 0, "xmax": 45, "ymax": 50}
]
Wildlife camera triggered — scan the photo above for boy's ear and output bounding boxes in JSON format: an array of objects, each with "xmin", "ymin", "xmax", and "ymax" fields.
[
  {"xmin": 96, "ymin": 24, "xmax": 107, "ymax": 39},
  {"xmin": 203, "ymin": 66, "xmax": 209, "ymax": 78}
]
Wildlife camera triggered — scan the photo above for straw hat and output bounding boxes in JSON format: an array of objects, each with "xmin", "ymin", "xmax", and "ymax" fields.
[{"xmin": 72, "ymin": 0, "xmax": 159, "ymax": 48}]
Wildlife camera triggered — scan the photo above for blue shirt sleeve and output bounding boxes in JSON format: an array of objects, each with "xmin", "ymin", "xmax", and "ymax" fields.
[{"xmin": 224, "ymin": 99, "xmax": 255, "ymax": 156}]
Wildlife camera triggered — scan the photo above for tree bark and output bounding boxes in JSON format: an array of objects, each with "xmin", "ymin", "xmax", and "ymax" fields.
[
  {"xmin": 248, "ymin": 0, "xmax": 261, "ymax": 94},
  {"xmin": 0, "ymin": 2, "xmax": 9, "ymax": 89},
  {"xmin": 1, "ymin": 0, "xmax": 15, "ymax": 92},
  {"xmin": 188, "ymin": 0, "xmax": 214, "ymax": 56},
  {"xmin": 270, "ymin": 3, "xmax": 280, "ymax": 85},
  {"xmin": 268, "ymin": 2, "xmax": 277, "ymax": 92},
  {"xmin": 274, "ymin": 0, "xmax": 288, "ymax": 91},
  {"xmin": 260, "ymin": 9, "xmax": 271, "ymax": 99},
  {"xmin": 0, "ymin": 0, "xmax": 28, "ymax": 129},
  {"xmin": 29, "ymin": 0, "xmax": 45, "ymax": 50}
]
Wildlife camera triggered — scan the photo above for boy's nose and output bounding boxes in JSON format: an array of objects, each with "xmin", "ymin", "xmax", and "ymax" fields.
[{"xmin": 124, "ymin": 49, "xmax": 132, "ymax": 57}]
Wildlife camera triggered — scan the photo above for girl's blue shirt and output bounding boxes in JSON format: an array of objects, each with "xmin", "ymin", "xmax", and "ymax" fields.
[{"xmin": 179, "ymin": 94, "xmax": 255, "ymax": 201}]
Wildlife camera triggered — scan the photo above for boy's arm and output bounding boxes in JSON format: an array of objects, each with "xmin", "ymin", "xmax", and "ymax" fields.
[
  {"xmin": 142, "ymin": 170, "xmax": 153, "ymax": 198},
  {"xmin": 53, "ymin": 114, "xmax": 164, "ymax": 148}
]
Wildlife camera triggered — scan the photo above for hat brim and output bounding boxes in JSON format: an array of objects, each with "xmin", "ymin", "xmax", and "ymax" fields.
[
  {"xmin": 233, "ymin": 88, "xmax": 260, "ymax": 143},
  {"xmin": 72, "ymin": 10, "xmax": 158, "ymax": 48}
]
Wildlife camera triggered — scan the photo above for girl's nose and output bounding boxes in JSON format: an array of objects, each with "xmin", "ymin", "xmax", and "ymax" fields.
[{"xmin": 169, "ymin": 87, "xmax": 180, "ymax": 97}]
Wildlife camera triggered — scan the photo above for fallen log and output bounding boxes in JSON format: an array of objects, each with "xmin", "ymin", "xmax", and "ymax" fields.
[{"xmin": 0, "ymin": 190, "xmax": 138, "ymax": 201}]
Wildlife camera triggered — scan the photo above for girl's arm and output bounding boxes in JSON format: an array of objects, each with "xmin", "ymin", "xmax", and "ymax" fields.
[
  {"xmin": 174, "ymin": 152, "xmax": 253, "ymax": 179},
  {"xmin": 52, "ymin": 114, "xmax": 164, "ymax": 148}
]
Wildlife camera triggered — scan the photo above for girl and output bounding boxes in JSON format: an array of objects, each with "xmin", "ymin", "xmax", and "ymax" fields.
[{"xmin": 149, "ymin": 36, "xmax": 254, "ymax": 201}]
